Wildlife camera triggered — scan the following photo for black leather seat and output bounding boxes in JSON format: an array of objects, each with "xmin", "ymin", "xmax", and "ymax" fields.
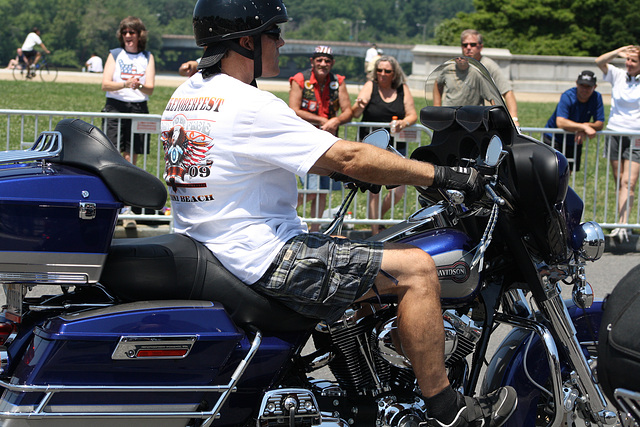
[
  {"xmin": 99, "ymin": 234, "xmax": 319, "ymax": 332},
  {"xmin": 50, "ymin": 118, "xmax": 167, "ymax": 209}
]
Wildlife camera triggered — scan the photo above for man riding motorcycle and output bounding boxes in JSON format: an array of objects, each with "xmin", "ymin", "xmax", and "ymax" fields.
[{"xmin": 160, "ymin": 0, "xmax": 517, "ymax": 425}]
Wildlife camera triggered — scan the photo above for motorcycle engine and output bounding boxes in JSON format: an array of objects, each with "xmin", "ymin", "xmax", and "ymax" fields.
[
  {"xmin": 315, "ymin": 307, "xmax": 482, "ymax": 397},
  {"xmin": 376, "ymin": 310, "xmax": 482, "ymax": 373}
]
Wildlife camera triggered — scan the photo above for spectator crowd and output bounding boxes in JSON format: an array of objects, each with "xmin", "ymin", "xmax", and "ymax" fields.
[{"xmin": 6, "ymin": 23, "xmax": 639, "ymax": 239}]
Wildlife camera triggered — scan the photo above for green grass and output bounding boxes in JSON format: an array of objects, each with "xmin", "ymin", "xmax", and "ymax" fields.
[
  {"xmin": 0, "ymin": 80, "xmax": 561, "ymax": 127},
  {"xmin": 0, "ymin": 80, "xmax": 617, "ymax": 227}
]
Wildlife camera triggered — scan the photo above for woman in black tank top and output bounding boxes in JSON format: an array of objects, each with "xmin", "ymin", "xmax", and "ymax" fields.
[{"xmin": 351, "ymin": 55, "xmax": 417, "ymax": 234}]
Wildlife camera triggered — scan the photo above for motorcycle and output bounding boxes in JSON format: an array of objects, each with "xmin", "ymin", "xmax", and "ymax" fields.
[{"xmin": 0, "ymin": 58, "xmax": 621, "ymax": 427}]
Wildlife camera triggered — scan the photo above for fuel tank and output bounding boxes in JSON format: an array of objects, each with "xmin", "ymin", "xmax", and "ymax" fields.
[{"xmin": 400, "ymin": 228, "xmax": 479, "ymax": 303}]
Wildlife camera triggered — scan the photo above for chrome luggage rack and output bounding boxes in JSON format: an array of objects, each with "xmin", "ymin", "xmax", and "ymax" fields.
[
  {"xmin": 0, "ymin": 131, "xmax": 62, "ymax": 166},
  {"xmin": 615, "ymin": 388, "xmax": 640, "ymax": 427},
  {"xmin": 0, "ymin": 330, "xmax": 262, "ymax": 427}
]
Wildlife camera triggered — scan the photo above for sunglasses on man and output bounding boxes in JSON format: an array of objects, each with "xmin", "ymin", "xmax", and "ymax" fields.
[
  {"xmin": 263, "ymin": 26, "xmax": 281, "ymax": 40},
  {"xmin": 461, "ymin": 42, "xmax": 479, "ymax": 47}
]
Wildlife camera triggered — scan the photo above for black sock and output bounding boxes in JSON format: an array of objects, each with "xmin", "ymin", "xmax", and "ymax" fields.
[{"xmin": 424, "ymin": 385, "xmax": 463, "ymax": 424}]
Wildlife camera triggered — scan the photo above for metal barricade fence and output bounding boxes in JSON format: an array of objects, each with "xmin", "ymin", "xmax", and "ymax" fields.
[
  {"xmin": 2, "ymin": 108, "xmax": 640, "ymax": 233},
  {"xmin": 520, "ymin": 127, "xmax": 640, "ymax": 232}
]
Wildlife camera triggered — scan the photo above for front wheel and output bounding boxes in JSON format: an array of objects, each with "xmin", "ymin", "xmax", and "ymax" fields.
[
  {"xmin": 481, "ymin": 303, "xmax": 620, "ymax": 426},
  {"xmin": 40, "ymin": 64, "xmax": 58, "ymax": 82},
  {"xmin": 12, "ymin": 63, "xmax": 28, "ymax": 81}
]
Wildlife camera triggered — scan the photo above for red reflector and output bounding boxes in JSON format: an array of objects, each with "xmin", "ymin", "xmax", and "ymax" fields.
[
  {"xmin": 136, "ymin": 349, "xmax": 188, "ymax": 358},
  {"xmin": 0, "ymin": 322, "xmax": 15, "ymax": 345}
]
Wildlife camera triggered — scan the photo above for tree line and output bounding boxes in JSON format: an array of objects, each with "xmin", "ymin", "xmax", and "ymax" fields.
[{"xmin": 2, "ymin": 0, "xmax": 637, "ymax": 74}]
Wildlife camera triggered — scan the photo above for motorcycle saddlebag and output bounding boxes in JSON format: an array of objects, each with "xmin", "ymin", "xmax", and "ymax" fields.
[
  {"xmin": 598, "ymin": 264, "xmax": 640, "ymax": 403},
  {"xmin": 2, "ymin": 300, "xmax": 245, "ymax": 415}
]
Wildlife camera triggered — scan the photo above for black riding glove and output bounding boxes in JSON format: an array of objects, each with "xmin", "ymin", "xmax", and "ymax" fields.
[
  {"xmin": 329, "ymin": 172, "xmax": 382, "ymax": 194},
  {"xmin": 432, "ymin": 166, "xmax": 484, "ymax": 201}
]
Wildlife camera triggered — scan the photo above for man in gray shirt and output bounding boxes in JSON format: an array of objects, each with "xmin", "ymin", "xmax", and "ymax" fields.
[
  {"xmin": 433, "ymin": 56, "xmax": 498, "ymax": 107},
  {"xmin": 458, "ymin": 29, "xmax": 519, "ymax": 126}
]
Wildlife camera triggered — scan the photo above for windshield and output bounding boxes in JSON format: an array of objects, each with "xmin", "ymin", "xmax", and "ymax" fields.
[{"xmin": 424, "ymin": 57, "xmax": 507, "ymax": 111}]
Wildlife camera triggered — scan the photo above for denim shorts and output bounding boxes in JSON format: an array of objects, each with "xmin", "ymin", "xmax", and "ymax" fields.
[{"xmin": 251, "ymin": 233, "xmax": 383, "ymax": 323}]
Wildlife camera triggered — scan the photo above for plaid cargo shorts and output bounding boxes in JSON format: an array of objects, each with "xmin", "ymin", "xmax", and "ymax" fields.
[{"xmin": 251, "ymin": 233, "xmax": 384, "ymax": 323}]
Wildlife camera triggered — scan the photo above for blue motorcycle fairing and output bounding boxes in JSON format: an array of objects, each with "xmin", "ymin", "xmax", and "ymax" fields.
[
  {"xmin": 481, "ymin": 300, "xmax": 603, "ymax": 427},
  {"xmin": 564, "ymin": 186, "xmax": 586, "ymax": 251}
]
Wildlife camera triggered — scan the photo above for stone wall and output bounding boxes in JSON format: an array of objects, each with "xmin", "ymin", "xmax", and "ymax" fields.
[{"xmin": 407, "ymin": 45, "xmax": 622, "ymax": 96}]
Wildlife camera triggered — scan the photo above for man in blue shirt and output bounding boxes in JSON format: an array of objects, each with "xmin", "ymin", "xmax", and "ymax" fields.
[{"xmin": 544, "ymin": 70, "xmax": 605, "ymax": 171}]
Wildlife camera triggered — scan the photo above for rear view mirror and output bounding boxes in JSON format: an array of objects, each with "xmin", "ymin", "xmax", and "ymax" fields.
[
  {"xmin": 485, "ymin": 135, "xmax": 503, "ymax": 167},
  {"xmin": 362, "ymin": 129, "xmax": 390, "ymax": 150}
]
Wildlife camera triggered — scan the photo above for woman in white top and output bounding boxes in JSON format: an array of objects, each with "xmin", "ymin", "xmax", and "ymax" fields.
[
  {"xmin": 596, "ymin": 45, "xmax": 640, "ymax": 241},
  {"xmin": 101, "ymin": 16, "xmax": 155, "ymax": 165}
]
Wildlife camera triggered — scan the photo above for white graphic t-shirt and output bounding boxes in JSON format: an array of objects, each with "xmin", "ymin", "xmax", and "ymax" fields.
[
  {"xmin": 106, "ymin": 49, "xmax": 150, "ymax": 103},
  {"xmin": 161, "ymin": 73, "xmax": 339, "ymax": 284}
]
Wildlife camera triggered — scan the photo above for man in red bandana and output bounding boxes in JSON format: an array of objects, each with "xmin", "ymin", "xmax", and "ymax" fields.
[{"xmin": 289, "ymin": 46, "xmax": 353, "ymax": 231}]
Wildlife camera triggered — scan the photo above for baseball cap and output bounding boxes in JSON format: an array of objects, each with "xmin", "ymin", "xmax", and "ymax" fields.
[
  {"xmin": 577, "ymin": 70, "xmax": 596, "ymax": 86},
  {"xmin": 312, "ymin": 45, "xmax": 333, "ymax": 60}
]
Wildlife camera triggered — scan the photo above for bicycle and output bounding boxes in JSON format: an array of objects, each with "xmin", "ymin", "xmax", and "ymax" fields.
[{"xmin": 12, "ymin": 54, "xmax": 58, "ymax": 82}]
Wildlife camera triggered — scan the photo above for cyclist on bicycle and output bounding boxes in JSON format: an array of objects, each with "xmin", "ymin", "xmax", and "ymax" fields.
[{"xmin": 21, "ymin": 27, "xmax": 50, "ymax": 77}]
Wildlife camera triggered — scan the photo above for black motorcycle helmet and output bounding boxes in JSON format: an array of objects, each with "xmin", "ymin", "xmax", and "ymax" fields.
[{"xmin": 193, "ymin": 0, "xmax": 288, "ymax": 80}]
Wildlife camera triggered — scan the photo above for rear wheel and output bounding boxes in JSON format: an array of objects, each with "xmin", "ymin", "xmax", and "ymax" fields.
[{"xmin": 40, "ymin": 64, "xmax": 58, "ymax": 82}]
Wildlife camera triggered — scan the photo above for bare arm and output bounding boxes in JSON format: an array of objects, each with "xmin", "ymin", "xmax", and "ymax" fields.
[
  {"xmin": 432, "ymin": 82, "xmax": 443, "ymax": 107},
  {"xmin": 310, "ymin": 139, "xmax": 436, "ymax": 187},
  {"xmin": 351, "ymin": 81, "xmax": 373, "ymax": 118},
  {"xmin": 503, "ymin": 90, "xmax": 519, "ymax": 125},
  {"xmin": 556, "ymin": 117, "xmax": 603, "ymax": 133},
  {"xmin": 596, "ymin": 45, "xmax": 636, "ymax": 74},
  {"xmin": 556, "ymin": 117, "xmax": 604, "ymax": 143},
  {"xmin": 397, "ymin": 84, "xmax": 418, "ymax": 131},
  {"xmin": 179, "ymin": 60, "xmax": 199, "ymax": 77},
  {"xmin": 39, "ymin": 43, "xmax": 50, "ymax": 54},
  {"xmin": 138, "ymin": 53, "xmax": 155, "ymax": 96},
  {"xmin": 101, "ymin": 54, "xmax": 121, "ymax": 92}
]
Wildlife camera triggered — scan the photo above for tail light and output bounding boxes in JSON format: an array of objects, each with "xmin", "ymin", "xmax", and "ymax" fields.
[
  {"xmin": 0, "ymin": 321, "xmax": 16, "ymax": 346},
  {"xmin": 0, "ymin": 321, "xmax": 16, "ymax": 375}
]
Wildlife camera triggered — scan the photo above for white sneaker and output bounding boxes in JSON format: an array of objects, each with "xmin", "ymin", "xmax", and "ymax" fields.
[
  {"xmin": 610, "ymin": 228, "xmax": 630, "ymax": 242},
  {"xmin": 618, "ymin": 228, "xmax": 629, "ymax": 243}
]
